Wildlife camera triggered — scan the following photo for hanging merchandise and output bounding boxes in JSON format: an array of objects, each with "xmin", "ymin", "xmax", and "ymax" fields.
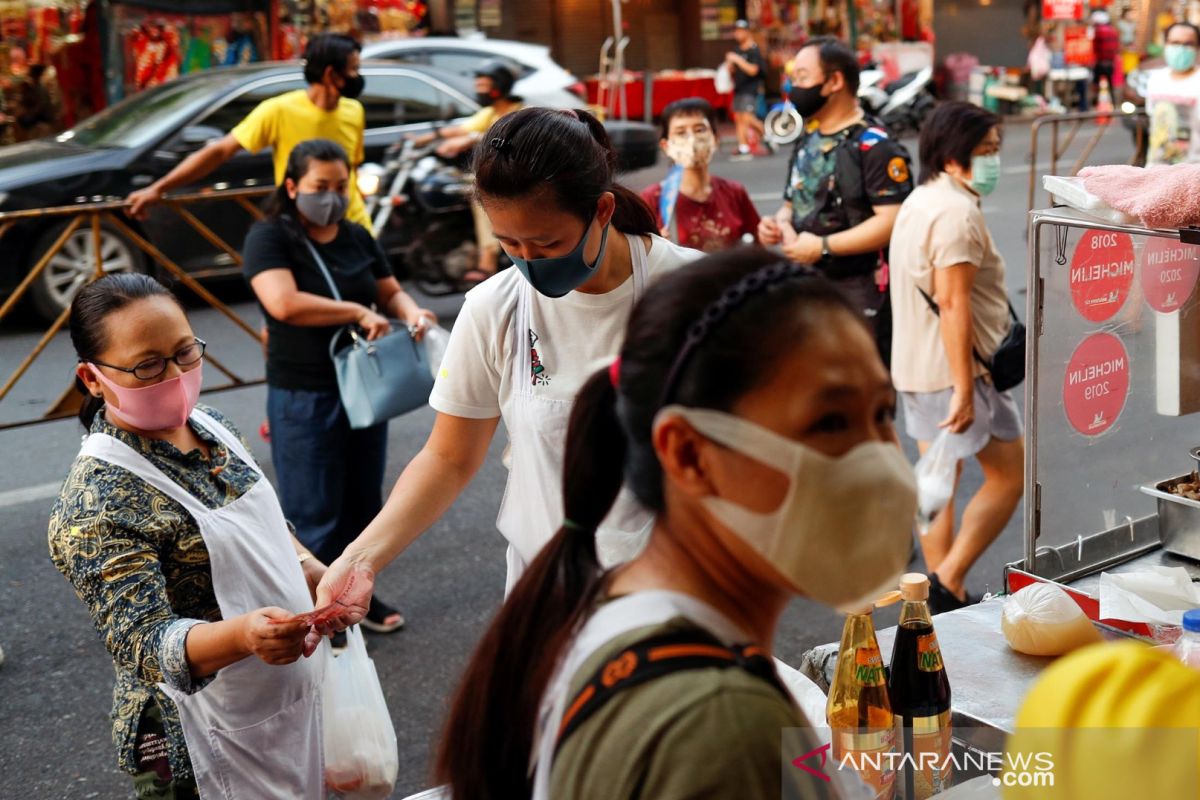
[
  {"xmin": 222, "ymin": 12, "xmax": 260, "ymax": 66},
  {"xmin": 130, "ymin": 17, "xmax": 180, "ymax": 90}
]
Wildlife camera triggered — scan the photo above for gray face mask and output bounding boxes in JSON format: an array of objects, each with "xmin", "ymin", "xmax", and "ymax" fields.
[{"xmin": 295, "ymin": 190, "xmax": 348, "ymax": 227}]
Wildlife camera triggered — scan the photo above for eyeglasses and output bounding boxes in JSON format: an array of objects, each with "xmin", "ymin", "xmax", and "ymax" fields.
[{"xmin": 88, "ymin": 338, "xmax": 206, "ymax": 381}]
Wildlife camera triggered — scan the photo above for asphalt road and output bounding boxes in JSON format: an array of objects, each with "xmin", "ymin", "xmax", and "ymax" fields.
[{"xmin": 0, "ymin": 117, "xmax": 1138, "ymax": 798}]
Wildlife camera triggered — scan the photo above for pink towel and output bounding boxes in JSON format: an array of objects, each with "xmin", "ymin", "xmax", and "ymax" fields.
[{"xmin": 1078, "ymin": 164, "xmax": 1200, "ymax": 228}]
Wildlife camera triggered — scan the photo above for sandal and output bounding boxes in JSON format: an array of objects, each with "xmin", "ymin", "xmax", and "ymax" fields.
[{"xmin": 361, "ymin": 596, "xmax": 405, "ymax": 634}]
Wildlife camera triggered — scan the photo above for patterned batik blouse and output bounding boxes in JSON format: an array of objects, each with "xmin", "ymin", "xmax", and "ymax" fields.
[{"xmin": 48, "ymin": 404, "xmax": 263, "ymax": 780}]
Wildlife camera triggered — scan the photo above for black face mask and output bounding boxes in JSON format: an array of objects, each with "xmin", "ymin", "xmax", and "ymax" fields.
[
  {"xmin": 788, "ymin": 82, "xmax": 830, "ymax": 118},
  {"xmin": 475, "ymin": 91, "xmax": 497, "ymax": 108},
  {"xmin": 339, "ymin": 72, "xmax": 365, "ymax": 100}
]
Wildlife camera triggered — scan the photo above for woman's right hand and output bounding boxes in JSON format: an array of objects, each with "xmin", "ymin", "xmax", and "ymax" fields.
[
  {"xmin": 939, "ymin": 387, "xmax": 976, "ymax": 434},
  {"xmin": 241, "ymin": 608, "xmax": 309, "ymax": 665},
  {"xmin": 303, "ymin": 556, "xmax": 376, "ymax": 656},
  {"xmin": 758, "ymin": 217, "xmax": 783, "ymax": 246},
  {"xmin": 357, "ymin": 307, "xmax": 391, "ymax": 341}
]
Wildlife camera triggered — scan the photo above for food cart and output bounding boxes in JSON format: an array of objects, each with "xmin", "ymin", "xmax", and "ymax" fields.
[{"xmin": 800, "ymin": 205, "xmax": 1200, "ymax": 786}]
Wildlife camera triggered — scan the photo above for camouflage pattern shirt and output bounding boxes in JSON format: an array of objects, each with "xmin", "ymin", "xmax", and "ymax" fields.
[{"xmin": 48, "ymin": 404, "xmax": 261, "ymax": 780}]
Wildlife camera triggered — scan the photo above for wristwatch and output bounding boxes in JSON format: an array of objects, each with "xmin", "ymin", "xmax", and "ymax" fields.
[{"xmin": 821, "ymin": 236, "xmax": 833, "ymax": 260}]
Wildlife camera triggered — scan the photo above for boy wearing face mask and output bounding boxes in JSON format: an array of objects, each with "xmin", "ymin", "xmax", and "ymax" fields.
[
  {"xmin": 127, "ymin": 34, "xmax": 371, "ymax": 228},
  {"xmin": 758, "ymin": 37, "xmax": 913, "ymax": 363},
  {"xmin": 1146, "ymin": 22, "xmax": 1200, "ymax": 165},
  {"xmin": 640, "ymin": 98, "xmax": 760, "ymax": 252}
]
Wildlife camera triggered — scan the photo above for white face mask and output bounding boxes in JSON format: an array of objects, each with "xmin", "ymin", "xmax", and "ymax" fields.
[
  {"xmin": 657, "ymin": 405, "xmax": 917, "ymax": 612},
  {"xmin": 665, "ymin": 131, "xmax": 717, "ymax": 169}
]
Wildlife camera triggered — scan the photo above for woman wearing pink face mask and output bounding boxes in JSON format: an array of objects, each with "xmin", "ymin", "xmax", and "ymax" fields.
[{"xmin": 48, "ymin": 273, "xmax": 328, "ymax": 799}]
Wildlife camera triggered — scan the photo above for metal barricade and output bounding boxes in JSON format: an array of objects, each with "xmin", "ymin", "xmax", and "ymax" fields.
[
  {"xmin": 0, "ymin": 186, "xmax": 272, "ymax": 430},
  {"xmin": 1027, "ymin": 109, "xmax": 1148, "ymax": 217}
]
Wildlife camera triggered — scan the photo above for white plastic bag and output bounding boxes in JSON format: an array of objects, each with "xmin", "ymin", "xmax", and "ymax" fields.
[
  {"xmin": 422, "ymin": 325, "xmax": 452, "ymax": 380},
  {"xmin": 713, "ymin": 64, "xmax": 734, "ymax": 95},
  {"xmin": 1001, "ymin": 583, "xmax": 1101, "ymax": 656},
  {"xmin": 323, "ymin": 626, "xmax": 399, "ymax": 799},
  {"xmin": 914, "ymin": 430, "xmax": 958, "ymax": 533}
]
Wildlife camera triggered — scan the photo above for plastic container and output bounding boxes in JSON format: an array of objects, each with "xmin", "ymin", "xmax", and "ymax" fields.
[{"xmin": 1173, "ymin": 609, "xmax": 1200, "ymax": 668}]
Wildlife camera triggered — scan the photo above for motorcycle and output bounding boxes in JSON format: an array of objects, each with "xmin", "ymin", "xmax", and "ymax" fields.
[
  {"xmin": 359, "ymin": 138, "xmax": 488, "ymax": 296},
  {"xmin": 857, "ymin": 65, "xmax": 936, "ymax": 135}
]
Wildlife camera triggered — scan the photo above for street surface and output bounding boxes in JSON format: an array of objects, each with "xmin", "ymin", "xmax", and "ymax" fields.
[{"xmin": 0, "ymin": 117, "xmax": 1137, "ymax": 797}]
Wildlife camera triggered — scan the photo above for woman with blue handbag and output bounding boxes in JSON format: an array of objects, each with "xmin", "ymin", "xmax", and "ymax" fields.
[{"xmin": 243, "ymin": 138, "xmax": 435, "ymax": 636}]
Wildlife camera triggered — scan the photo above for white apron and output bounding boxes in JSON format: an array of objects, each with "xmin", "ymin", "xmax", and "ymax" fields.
[
  {"xmin": 80, "ymin": 409, "xmax": 326, "ymax": 800},
  {"xmin": 495, "ymin": 234, "xmax": 654, "ymax": 595}
]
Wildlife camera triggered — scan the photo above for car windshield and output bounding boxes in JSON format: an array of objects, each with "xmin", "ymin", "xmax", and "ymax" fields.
[{"xmin": 58, "ymin": 76, "xmax": 238, "ymax": 149}]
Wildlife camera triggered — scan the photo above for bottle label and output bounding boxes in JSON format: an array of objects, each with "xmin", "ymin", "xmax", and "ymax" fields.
[
  {"xmin": 901, "ymin": 712, "xmax": 953, "ymax": 800},
  {"xmin": 832, "ymin": 727, "xmax": 897, "ymax": 800},
  {"xmin": 916, "ymin": 632, "xmax": 944, "ymax": 673},
  {"xmin": 854, "ymin": 644, "xmax": 886, "ymax": 686}
]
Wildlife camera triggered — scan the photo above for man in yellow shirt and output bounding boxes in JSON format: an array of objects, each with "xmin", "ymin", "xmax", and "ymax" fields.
[
  {"xmin": 127, "ymin": 33, "xmax": 372, "ymax": 230},
  {"xmin": 412, "ymin": 60, "xmax": 522, "ymax": 280}
]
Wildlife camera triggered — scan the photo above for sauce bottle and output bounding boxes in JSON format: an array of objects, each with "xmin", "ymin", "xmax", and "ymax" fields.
[
  {"xmin": 827, "ymin": 606, "xmax": 897, "ymax": 799},
  {"xmin": 888, "ymin": 573, "xmax": 952, "ymax": 799}
]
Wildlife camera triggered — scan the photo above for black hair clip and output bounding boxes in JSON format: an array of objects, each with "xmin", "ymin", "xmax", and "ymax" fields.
[{"xmin": 489, "ymin": 137, "xmax": 507, "ymax": 152}]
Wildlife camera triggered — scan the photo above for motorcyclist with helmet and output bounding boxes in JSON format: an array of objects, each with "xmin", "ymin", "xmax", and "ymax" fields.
[{"xmin": 410, "ymin": 59, "xmax": 523, "ymax": 281}]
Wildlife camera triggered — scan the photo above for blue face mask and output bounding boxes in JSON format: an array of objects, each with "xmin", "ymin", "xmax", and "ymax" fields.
[
  {"xmin": 507, "ymin": 216, "xmax": 610, "ymax": 298},
  {"xmin": 969, "ymin": 153, "xmax": 1001, "ymax": 196},
  {"xmin": 1166, "ymin": 44, "xmax": 1198, "ymax": 72}
]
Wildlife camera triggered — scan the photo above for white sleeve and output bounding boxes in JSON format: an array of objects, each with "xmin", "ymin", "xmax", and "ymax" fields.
[{"xmin": 428, "ymin": 287, "xmax": 506, "ymax": 419}]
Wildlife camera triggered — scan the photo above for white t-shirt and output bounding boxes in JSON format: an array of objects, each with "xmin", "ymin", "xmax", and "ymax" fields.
[
  {"xmin": 1146, "ymin": 68, "xmax": 1200, "ymax": 165},
  {"xmin": 430, "ymin": 233, "xmax": 702, "ymax": 419}
]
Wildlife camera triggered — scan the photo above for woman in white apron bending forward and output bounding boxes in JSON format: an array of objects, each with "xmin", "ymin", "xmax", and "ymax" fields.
[
  {"xmin": 49, "ymin": 274, "xmax": 326, "ymax": 799},
  {"xmin": 437, "ymin": 250, "xmax": 919, "ymax": 798},
  {"xmin": 310, "ymin": 106, "xmax": 701, "ymax": 619}
]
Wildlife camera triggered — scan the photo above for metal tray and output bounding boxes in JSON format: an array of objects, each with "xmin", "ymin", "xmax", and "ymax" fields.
[{"xmin": 1140, "ymin": 474, "xmax": 1200, "ymax": 562}]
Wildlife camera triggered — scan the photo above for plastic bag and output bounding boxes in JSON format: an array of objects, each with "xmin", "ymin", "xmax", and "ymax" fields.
[
  {"xmin": 914, "ymin": 430, "xmax": 958, "ymax": 533},
  {"xmin": 1028, "ymin": 36, "xmax": 1052, "ymax": 81},
  {"xmin": 422, "ymin": 325, "xmax": 451, "ymax": 380},
  {"xmin": 323, "ymin": 626, "xmax": 399, "ymax": 799},
  {"xmin": 714, "ymin": 64, "xmax": 734, "ymax": 95},
  {"xmin": 1001, "ymin": 583, "xmax": 1101, "ymax": 656}
]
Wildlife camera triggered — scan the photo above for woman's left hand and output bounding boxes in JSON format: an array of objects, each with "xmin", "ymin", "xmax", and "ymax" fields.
[
  {"xmin": 300, "ymin": 557, "xmax": 327, "ymax": 603},
  {"xmin": 407, "ymin": 309, "xmax": 438, "ymax": 341}
]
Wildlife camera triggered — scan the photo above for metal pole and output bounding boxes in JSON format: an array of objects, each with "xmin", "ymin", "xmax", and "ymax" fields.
[{"xmin": 611, "ymin": 0, "xmax": 625, "ymax": 120}]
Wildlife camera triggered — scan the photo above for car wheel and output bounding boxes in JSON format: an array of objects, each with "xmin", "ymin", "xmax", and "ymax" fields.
[{"xmin": 29, "ymin": 220, "xmax": 145, "ymax": 321}]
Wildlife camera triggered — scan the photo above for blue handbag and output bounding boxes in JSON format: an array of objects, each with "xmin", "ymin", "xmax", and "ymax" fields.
[{"xmin": 304, "ymin": 238, "xmax": 435, "ymax": 430}]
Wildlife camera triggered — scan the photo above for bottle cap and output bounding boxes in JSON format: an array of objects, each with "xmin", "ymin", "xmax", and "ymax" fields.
[
  {"xmin": 899, "ymin": 573, "xmax": 930, "ymax": 601},
  {"xmin": 1184, "ymin": 609, "xmax": 1200, "ymax": 633}
]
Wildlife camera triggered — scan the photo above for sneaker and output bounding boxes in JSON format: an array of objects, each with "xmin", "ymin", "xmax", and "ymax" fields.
[
  {"xmin": 928, "ymin": 573, "xmax": 973, "ymax": 615},
  {"xmin": 361, "ymin": 596, "xmax": 406, "ymax": 634}
]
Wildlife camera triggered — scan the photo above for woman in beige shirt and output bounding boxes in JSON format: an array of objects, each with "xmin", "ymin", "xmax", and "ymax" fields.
[{"xmin": 888, "ymin": 101, "xmax": 1025, "ymax": 615}]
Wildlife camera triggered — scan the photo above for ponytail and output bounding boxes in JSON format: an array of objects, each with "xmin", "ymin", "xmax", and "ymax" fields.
[
  {"xmin": 434, "ymin": 369, "xmax": 626, "ymax": 798},
  {"xmin": 474, "ymin": 106, "xmax": 657, "ymax": 237}
]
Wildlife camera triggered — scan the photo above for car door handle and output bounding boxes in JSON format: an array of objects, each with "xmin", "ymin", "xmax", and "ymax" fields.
[{"xmin": 131, "ymin": 175, "xmax": 154, "ymax": 187}]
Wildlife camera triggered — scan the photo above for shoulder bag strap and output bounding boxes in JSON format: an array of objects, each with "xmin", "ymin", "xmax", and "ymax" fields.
[
  {"xmin": 916, "ymin": 283, "xmax": 997, "ymax": 370},
  {"xmin": 553, "ymin": 627, "xmax": 788, "ymax": 758},
  {"xmin": 300, "ymin": 237, "xmax": 342, "ymax": 302}
]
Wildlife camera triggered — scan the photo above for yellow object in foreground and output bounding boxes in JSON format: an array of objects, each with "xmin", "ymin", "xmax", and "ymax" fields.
[{"xmin": 1003, "ymin": 641, "xmax": 1200, "ymax": 800}]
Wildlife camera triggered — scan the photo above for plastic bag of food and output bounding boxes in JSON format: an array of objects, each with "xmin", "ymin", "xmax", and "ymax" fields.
[
  {"xmin": 323, "ymin": 626, "xmax": 399, "ymax": 799},
  {"xmin": 422, "ymin": 325, "xmax": 451, "ymax": 380},
  {"xmin": 914, "ymin": 430, "xmax": 958, "ymax": 533},
  {"xmin": 1001, "ymin": 583, "xmax": 1102, "ymax": 656},
  {"xmin": 714, "ymin": 63, "xmax": 734, "ymax": 94}
]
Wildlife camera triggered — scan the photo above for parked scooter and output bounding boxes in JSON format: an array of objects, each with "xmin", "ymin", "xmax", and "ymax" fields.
[
  {"xmin": 858, "ymin": 65, "xmax": 936, "ymax": 134},
  {"xmin": 359, "ymin": 138, "xmax": 485, "ymax": 296}
]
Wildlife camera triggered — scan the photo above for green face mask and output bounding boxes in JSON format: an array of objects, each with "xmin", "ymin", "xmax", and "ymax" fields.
[{"xmin": 969, "ymin": 153, "xmax": 1001, "ymax": 196}]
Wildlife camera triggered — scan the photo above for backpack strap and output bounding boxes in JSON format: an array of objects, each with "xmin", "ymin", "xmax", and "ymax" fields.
[
  {"xmin": 916, "ymin": 284, "xmax": 1020, "ymax": 371},
  {"xmin": 554, "ymin": 627, "xmax": 789, "ymax": 757}
]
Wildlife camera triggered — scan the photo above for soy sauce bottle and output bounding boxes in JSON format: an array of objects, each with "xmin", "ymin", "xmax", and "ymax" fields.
[
  {"xmin": 887, "ymin": 574, "xmax": 952, "ymax": 799},
  {"xmin": 827, "ymin": 606, "xmax": 897, "ymax": 799}
]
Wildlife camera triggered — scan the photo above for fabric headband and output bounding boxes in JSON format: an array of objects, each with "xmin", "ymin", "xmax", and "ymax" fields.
[{"xmin": 656, "ymin": 260, "xmax": 814, "ymax": 408}]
